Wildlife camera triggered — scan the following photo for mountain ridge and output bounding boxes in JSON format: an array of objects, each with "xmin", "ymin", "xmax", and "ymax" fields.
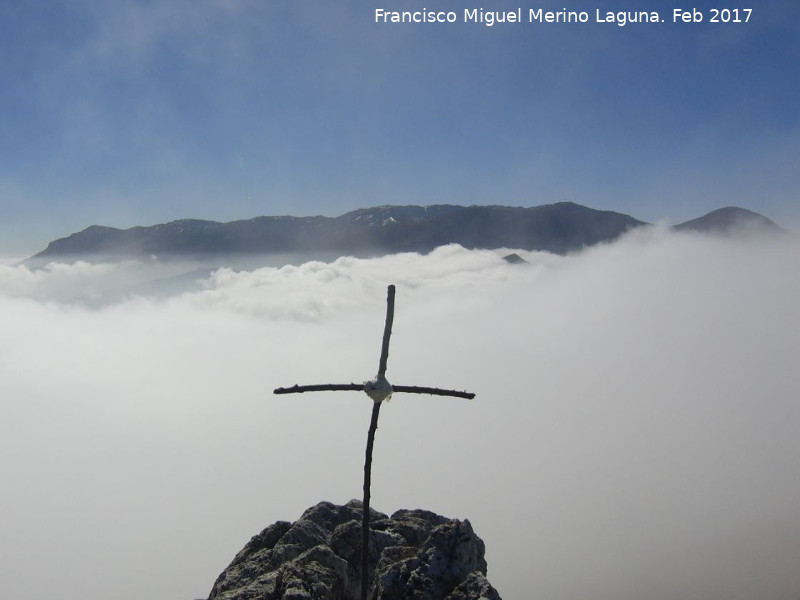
[{"xmin": 29, "ymin": 202, "xmax": 785, "ymax": 263}]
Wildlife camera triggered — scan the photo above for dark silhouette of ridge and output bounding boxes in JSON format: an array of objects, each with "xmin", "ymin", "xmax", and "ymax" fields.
[
  {"xmin": 29, "ymin": 203, "xmax": 644, "ymax": 261},
  {"xmin": 28, "ymin": 203, "xmax": 785, "ymax": 263}
]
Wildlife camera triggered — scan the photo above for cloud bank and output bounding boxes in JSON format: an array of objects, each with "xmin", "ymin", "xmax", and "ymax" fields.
[{"xmin": 1, "ymin": 228, "xmax": 799, "ymax": 600}]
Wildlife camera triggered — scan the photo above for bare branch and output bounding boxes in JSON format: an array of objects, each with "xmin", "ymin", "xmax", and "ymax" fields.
[
  {"xmin": 392, "ymin": 385, "xmax": 475, "ymax": 400},
  {"xmin": 361, "ymin": 401, "xmax": 381, "ymax": 600},
  {"xmin": 377, "ymin": 284, "xmax": 395, "ymax": 379},
  {"xmin": 273, "ymin": 383, "xmax": 364, "ymax": 394}
]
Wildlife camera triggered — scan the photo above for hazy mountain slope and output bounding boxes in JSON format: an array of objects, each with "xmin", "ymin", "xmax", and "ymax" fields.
[
  {"xmin": 674, "ymin": 206, "xmax": 787, "ymax": 235},
  {"xmin": 31, "ymin": 203, "xmax": 644, "ymax": 261},
  {"xmin": 30, "ymin": 203, "xmax": 786, "ymax": 263}
]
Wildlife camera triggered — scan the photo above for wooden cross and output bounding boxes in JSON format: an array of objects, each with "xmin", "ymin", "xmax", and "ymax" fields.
[{"xmin": 274, "ymin": 284, "xmax": 474, "ymax": 600}]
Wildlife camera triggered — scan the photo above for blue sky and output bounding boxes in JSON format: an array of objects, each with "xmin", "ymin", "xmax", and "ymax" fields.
[{"xmin": 1, "ymin": 0, "xmax": 798, "ymax": 255}]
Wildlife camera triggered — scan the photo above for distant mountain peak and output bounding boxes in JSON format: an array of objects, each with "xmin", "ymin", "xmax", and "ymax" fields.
[{"xmin": 674, "ymin": 206, "xmax": 787, "ymax": 235}]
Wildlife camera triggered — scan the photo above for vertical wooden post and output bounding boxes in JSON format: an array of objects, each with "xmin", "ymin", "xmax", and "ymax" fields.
[
  {"xmin": 361, "ymin": 284, "xmax": 395, "ymax": 600},
  {"xmin": 361, "ymin": 401, "xmax": 381, "ymax": 600}
]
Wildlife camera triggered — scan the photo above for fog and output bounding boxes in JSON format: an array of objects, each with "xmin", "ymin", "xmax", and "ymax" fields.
[{"xmin": 1, "ymin": 228, "xmax": 799, "ymax": 600}]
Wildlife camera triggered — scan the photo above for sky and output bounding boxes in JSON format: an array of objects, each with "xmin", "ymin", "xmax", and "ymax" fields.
[
  {"xmin": 1, "ymin": 228, "xmax": 799, "ymax": 600},
  {"xmin": 1, "ymin": 0, "xmax": 799, "ymax": 256}
]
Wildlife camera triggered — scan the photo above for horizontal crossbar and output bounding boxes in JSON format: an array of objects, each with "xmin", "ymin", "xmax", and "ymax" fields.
[{"xmin": 273, "ymin": 383, "xmax": 474, "ymax": 399}]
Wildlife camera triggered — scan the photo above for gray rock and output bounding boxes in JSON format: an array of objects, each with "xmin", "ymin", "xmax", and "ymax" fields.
[
  {"xmin": 207, "ymin": 501, "xmax": 501, "ymax": 600},
  {"xmin": 502, "ymin": 253, "xmax": 527, "ymax": 265}
]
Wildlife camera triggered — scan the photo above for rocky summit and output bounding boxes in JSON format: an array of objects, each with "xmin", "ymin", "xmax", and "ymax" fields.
[{"xmin": 207, "ymin": 500, "xmax": 501, "ymax": 600}]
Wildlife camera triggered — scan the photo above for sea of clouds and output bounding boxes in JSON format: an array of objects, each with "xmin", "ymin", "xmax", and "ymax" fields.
[{"xmin": 1, "ymin": 227, "xmax": 799, "ymax": 600}]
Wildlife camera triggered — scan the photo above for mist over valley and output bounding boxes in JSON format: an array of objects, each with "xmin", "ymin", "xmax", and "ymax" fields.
[{"xmin": 2, "ymin": 220, "xmax": 799, "ymax": 599}]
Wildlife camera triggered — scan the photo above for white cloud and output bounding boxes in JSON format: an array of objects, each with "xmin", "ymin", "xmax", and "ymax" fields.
[{"xmin": 1, "ymin": 231, "xmax": 799, "ymax": 600}]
